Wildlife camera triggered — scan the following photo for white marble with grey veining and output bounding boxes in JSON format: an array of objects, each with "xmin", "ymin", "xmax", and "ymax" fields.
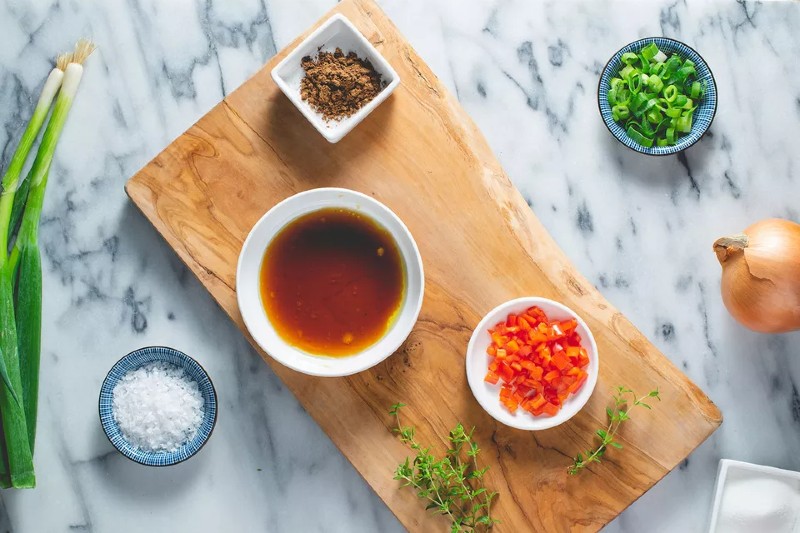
[{"xmin": 1, "ymin": 0, "xmax": 799, "ymax": 531}]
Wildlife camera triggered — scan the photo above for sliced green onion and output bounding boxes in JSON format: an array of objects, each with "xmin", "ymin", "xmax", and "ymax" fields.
[
  {"xmin": 676, "ymin": 115, "xmax": 693, "ymax": 133},
  {"xmin": 647, "ymin": 74, "xmax": 664, "ymax": 93},
  {"xmin": 655, "ymin": 117, "xmax": 672, "ymax": 133},
  {"xmin": 606, "ymin": 42, "xmax": 704, "ymax": 148},
  {"xmin": 627, "ymin": 124, "xmax": 655, "ymax": 147},
  {"xmin": 641, "ymin": 42, "xmax": 660, "ymax": 61},
  {"xmin": 640, "ymin": 118, "xmax": 655, "ymax": 137},
  {"xmin": 619, "ymin": 65, "xmax": 635, "ymax": 80},
  {"xmin": 630, "ymin": 92, "xmax": 649, "ymax": 115},
  {"xmin": 638, "ymin": 54, "xmax": 651, "ymax": 74},
  {"xmin": 664, "ymin": 55, "xmax": 682, "ymax": 76},
  {"xmin": 666, "ymin": 127, "xmax": 676, "ymax": 144},
  {"xmin": 646, "ymin": 108, "xmax": 663, "ymax": 124},
  {"xmin": 612, "ymin": 105, "xmax": 630, "ymax": 120},
  {"xmin": 628, "ymin": 72, "xmax": 642, "ymax": 93},
  {"xmin": 674, "ymin": 65, "xmax": 696, "ymax": 83},
  {"xmin": 663, "ymin": 85, "xmax": 678, "ymax": 102},
  {"xmin": 643, "ymin": 98, "xmax": 659, "ymax": 113}
]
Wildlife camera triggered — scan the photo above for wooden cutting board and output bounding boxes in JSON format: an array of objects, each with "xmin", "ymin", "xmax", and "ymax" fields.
[{"xmin": 125, "ymin": 0, "xmax": 722, "ymax": 530}]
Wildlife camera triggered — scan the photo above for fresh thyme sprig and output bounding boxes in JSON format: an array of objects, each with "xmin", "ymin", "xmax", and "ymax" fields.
[
  {"xmin": 568, "ymin": 386, "xmax": 660, "ymax": 475},
  {"xmin": 390, "ymin": 403, "xmax": 499, "ymax": 532}
]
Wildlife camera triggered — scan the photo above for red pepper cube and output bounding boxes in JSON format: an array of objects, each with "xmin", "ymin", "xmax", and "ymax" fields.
[
  {"xmin": 559, "ymin": 319, "xmax": 578, "ymax": 332},
  {"xmin": 542, "ymin": 402, "xmax": 560, "ymax": 416},
  {"xmin": 491, "ymin": 332, "xmax": 507, "ymax": 347},
  {"xmin": 578, "ymin": 348, "xmax": 590, "ymax": 367},
  {"xmin": 529, "ymin": 331, "xmax": 548, "ymax": 344},
  {"xmin": 544, "ymin": 370, "xmax": 560, "ymax": 383},
  {"xmin": 566, "ymin": 346, "xmax": 581, "ymax": 359},
  {"xmin": 552, "ymin": 351, "xmax": 570, "ymax": 371},
  {"xmin": 499, "ymin": 364, "xmax": 514, "ymax": 382}
]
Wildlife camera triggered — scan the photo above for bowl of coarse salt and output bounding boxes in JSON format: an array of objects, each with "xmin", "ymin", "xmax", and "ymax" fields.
[{"xmin": 99, "ymin": 346, "xmax": 218, "ymax": 466}]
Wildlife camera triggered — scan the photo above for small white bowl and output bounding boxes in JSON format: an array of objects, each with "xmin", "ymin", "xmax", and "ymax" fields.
[
  {"xmin": 271, "ymin": 14, "xmax": 400, "ymax": 143},
  {"xmin": 237, "ymin": 188, "xmax": 424, "ymax": 377},
  {"xmin": 708, "ymin": 459, "xmax": 800, "ymax": 533},
  {"xmin": 466, "ymin": 297, "xmax": 599, "ymax": 431}
]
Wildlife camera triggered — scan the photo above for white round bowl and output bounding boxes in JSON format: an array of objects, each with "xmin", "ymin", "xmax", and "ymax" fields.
[
  {"xmin": 237, "ymin": 188, "xmax": 424, "ymax": 377},
  {"xmin": 466, "ymin": 297, "xmax": 599, "ymax": 431}
]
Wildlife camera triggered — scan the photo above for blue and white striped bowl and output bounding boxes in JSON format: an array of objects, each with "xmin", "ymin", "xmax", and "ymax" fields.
[
  {"xmin": 598, "ymin": 37, "xmax": 717, "ymax": 156},
  {"xmin": 99, "ymin": 346, "xmax": 218, "ymax": 467}
]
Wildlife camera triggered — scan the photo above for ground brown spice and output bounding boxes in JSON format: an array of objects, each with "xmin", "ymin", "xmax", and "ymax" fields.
[{"xmin": 300, "ymin": 48, "xmax": 384, "ymax": 121}]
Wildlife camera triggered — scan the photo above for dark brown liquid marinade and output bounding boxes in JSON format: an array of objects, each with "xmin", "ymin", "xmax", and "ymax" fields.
[{"xmin": 260, "ymin": 208, "xmax": 405, "ymax": 357}]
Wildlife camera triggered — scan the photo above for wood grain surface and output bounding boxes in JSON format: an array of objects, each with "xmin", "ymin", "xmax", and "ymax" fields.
[{"xmin": 125, "ymin": 1, "xmax": 722, "ymax": 530}]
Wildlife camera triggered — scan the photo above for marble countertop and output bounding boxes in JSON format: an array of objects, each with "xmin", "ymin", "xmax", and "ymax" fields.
[{"xmin": 1, "ymin": 0, "xmax": 799, "ymax": 531}]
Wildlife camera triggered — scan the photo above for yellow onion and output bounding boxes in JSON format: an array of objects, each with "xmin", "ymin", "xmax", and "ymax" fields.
[{"xmin": 714, "ymin": 218, "xmax": 800, "ymax": 333}]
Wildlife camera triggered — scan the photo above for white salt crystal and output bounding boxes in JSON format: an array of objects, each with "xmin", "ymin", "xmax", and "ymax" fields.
[
  {"xmin": 112, "ymin": 362, "xmax": 205, "ymax": 453},
  {"xmin": 716, "ymin": 474, "xmax": 800, "ymax": 533}
]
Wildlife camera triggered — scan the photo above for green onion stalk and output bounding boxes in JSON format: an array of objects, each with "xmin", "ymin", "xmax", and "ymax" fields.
[
  {"xmin": 0, "ymin": 39, "xmax": 94, "ymax": 489},
  {"xmin": 0, "ymin": 55, "xmax": 65, "ymax": 489}
]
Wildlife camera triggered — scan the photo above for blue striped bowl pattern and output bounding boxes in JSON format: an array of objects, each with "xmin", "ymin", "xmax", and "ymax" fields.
[
  {"xmin": 598, "ymin": 37, "xmax": 717, "ymax": 156},
  {"xmin": 99, "ymin": 346, "xmax": 218, "ymax": 467}
]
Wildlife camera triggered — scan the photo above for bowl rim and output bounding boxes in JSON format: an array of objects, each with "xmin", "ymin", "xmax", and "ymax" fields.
[
  {"xmin": 597, "ymin": 36, "xmax": 718, "ymax": 156},
  {"xmin": 236, "ymin": 187, "xmax": 425, "ymax": 377},
  {"xmin": 98, "ymin": 346, "xmax": 218, "ymax": 467},
  {"xmin": 466, "ymin": 296, "xmax": 599, "ymax": 431}
]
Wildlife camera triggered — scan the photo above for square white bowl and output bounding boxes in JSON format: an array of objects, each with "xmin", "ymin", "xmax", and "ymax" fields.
[
  {"xmin": 708, "ymin": 459, "xmax": 800, "ymax": 532},
  {"xmin": 271, "ymin": 14, "xmax": 400, "ymax": 143}
]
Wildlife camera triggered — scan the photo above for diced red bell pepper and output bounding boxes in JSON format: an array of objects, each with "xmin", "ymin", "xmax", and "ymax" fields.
[
  {"xmin": 551, "ymin": 350, "xmax": 570, "ymax": 371},
  {"xmin": 542, "ymin": 402, "xmax": 560, "ymax": 416},
  {"xmin": 483, "ymin": 306, "xmax": 591, "ymax": 419},
  {"xmin": 484, "ymin": 370, "xmax": 500, "ymax": 385}
]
